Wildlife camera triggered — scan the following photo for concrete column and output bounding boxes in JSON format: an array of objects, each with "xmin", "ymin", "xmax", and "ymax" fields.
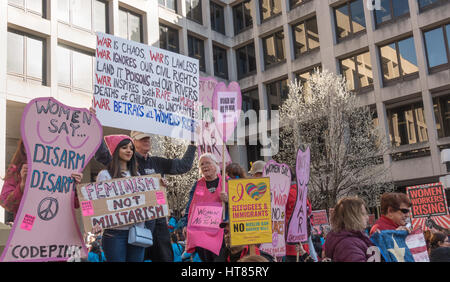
[{"xmin": 315, "ymin": 0, "xmax": 337, "ymax": 72}]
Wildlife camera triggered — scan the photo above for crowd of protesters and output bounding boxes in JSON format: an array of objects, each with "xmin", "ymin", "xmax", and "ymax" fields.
[{"xmin": 1, "ymin": 125, "xmax": 449, "ymax": 262}]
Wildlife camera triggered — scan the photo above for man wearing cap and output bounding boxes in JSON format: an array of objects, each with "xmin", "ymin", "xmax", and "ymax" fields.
[
  {"xmin": 248, "ymin": 160, "xmax": 266, "ymax": 177},
  {"xmin": 94, "ymin": 131, "xmax": 196, "ymax": 262}
]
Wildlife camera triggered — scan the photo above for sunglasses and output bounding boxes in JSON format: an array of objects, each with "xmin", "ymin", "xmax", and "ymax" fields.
[{"xmin": 397, "ymin": 208, "xmax": 410, "ymax": 214}]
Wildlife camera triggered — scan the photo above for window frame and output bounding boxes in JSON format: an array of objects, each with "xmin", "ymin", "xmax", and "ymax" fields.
[
  {"xmin": 213, "ymin": 45, "xmax": 229, "ymax": 80},
  {"xmin": 186, "ymin": 0, "xmax": 203, "ymax": 25},
  {"xmin": 210, "ymin": 1, "xmax": 225, "ymax": 35},
  {"xmin": 236, "ymin": 42, "xmax": 257, "ymax": 80},
  {"xmin": 233, "ymin": 0, "xmax": 253, "ymax": 35},
  {"xmin": 118, "ymin": 7, "xmax": 143, "ymax": 43},
  {"xmin": 57, "ymin": 44, "xmax": 95, "ymax": 93},
  {"xmin": 386, "ymin": 101, "xmax": 429, "ymax": 148},
  {"xmin": 433, "ymin": 93, "xmax": 450, "ymax": 139},
  {"xmin": 379, "ymin": 36, "xmax": 419, "ymax": 86},
  {"xmin": 418, "ymin": 0, "xmax": 447, "ymax": 12},
  {"xmin": 57, "ymin": 0, "xmax": 109, "ymax": 34},
  {"xmin": 259, "ymin": 0, "xmax": 282, "ymax": 23},
  {"xmin": 291, "ymin": 16, "xmax": 320, "ymax": 58},
  {"xmin": 262, "ymin": 30, "xmax": 286, "ymax": 69},
  {"xmin": 374, "ymin": 0, "xmax": 410, "ymax": 29},
  {"xmin": 159, "ymin": 23, "xmax": 180, "ymax": 53},
  {"xmin": 188, "ymin": 34, "xmax": 206, "ymax": 72},
  {"xmin": 8, "ymin": 0, "xmax": 46, "ymax": 18},
  {"xmin": 158, "ymin": 0, "xmax": 177, "ymax": 13},
  {"xmin": 265, "ymin": 78, "xmax": 289, "ymax": 112},
  {"xmin": 6, "ymin": 29, "xmax": 46, "ymax": 85},
  {"xmin": 333, "ymin": 0, "xmax": 366, "ymax": 42},
  {"xmin": 423, "ymin": 24, "xmax": 450, "ymax": 73},
  {"xmin": 339, "ymin": 50, "xmax": 374, "ymax": 93}
]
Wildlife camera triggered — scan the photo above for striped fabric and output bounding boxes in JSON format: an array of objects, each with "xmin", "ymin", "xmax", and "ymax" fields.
[{"xmin": 405, "ymin": 229, "xmax": 429, "ymax": 262}]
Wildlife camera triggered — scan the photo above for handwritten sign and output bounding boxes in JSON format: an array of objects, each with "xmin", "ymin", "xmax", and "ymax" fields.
[
  {"xmin": 259, "ymin": 161, "xmax": 291, "ymax": 257},
  {"xmin": 0, "ymin": 97, "xmax": 103, "ymax": 262},
  {"xmin": 94, "ymin": 32, "xmax": 200, "ymax": 141},
  {"xmin": 76, "ymin": 175, "xmax": 168, "ymax": 231},
  {"xmin": 211, "ymin": 82, "xmax": 242, "ymax": 142},
  {"xmin": 311, "ymin": 210, "xmax": 330, "ymax": 235},
  {"xmin": 197, "ymin": 77, "xmax": 231, "ymax": 165},
  {"xmin": 286, "ymin": 146, "xmax": 311, "ymax": 243},
  {"xmin": 228, "ymin": 178, "xmax": 272, "ymax": 246},
  {"xmin": 189, "ymin": 204, "xmax": 222, "ymax": 229}
]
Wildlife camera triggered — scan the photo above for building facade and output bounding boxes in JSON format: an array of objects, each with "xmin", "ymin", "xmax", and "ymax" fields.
[{"xmin": 1, "ymin": 0, "xmax": 450, "ymax": 222}]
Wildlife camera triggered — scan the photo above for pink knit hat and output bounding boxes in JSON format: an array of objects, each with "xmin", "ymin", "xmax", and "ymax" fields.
[{"xmin": 104, "ymin": 135, "xmax": 133, "ymax": 155}]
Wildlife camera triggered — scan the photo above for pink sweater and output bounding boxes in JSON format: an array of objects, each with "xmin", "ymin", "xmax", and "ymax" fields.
[{"xmin": 0, "ymin": 166, "xmax": 24, "ymax": 218}]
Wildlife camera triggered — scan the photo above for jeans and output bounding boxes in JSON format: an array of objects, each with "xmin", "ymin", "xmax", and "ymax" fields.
[{"xmin": 102, "ymin": 229, "xmax": 145, "ymax": 262}]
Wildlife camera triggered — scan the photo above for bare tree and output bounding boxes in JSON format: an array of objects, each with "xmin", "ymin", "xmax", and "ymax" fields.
[{"xmin": 275, "ymin": 69, "xmax": 394, "ymax": 211}]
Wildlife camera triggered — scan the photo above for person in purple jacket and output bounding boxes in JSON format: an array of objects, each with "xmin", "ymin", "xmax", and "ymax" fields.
[{"xmin": 324, "ymin": 197, "xmax": 379, "ymax": 262}]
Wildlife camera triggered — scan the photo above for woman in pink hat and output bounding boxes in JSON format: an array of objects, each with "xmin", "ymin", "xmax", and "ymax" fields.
[{"xmin": 95, "ymin": 134, "xmax": 143, "ymax": 262}]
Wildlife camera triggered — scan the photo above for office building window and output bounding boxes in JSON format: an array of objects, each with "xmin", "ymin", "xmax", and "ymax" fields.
[
  {"xmin": 339, "ymin": 51, "xmax": 373, "ymax": 92},
  {"xmin": 57, "ymin": 45, "xmax": 94, "ymax": 92},
  {"xmin": 188, "ymin": 35, "xmax": 205, "ymax": 72},
  {"xmin": 379, "ymin": 36, "xmax": 418, "ymax": 83},
  {"xmin": 266, "ymin": 79, "xmax": 288, "ymax": 111},
  {"xmin": 118, "ymin": 8, "xmax": 142, "ymax": 43},
  {"xmin": 160, "ymin": 24, "xmax": 179, "ymax": 53},
  {"xmin": 242, "ymin": 88, "xmax": 260, "ymax": 125},
  {"xmin": 289, "ymin": 0, "xmax": 312, "ymax": 10},
  {"xmin": 434, "ymin": 94, "xmax": 450, "ymax": 138},
  {"xmin": 292, "ymin": 17, "xmax": 319, "ymax": 58},
  {"xmin": 236, "ymin": 42, "xmax": 257, "ymax": 79},
  {"xmin": 294, "ymin": 66, "xmax": 322, "ymax": 90},
  {"xmin": 260, "ymin": 0, "xmax": 282, "ymax": 22},
  {"xmin": 211, "ymin": 2, "xmax": 225, "ymax": 35},
  {"xmin": 58, "ymin": 0, "xmax": 108, "ymax": 32},
  {"xmin": 334, "ymin": 0, "xmax": 366, "ymax": 40},
  {"xmin": 186, "ymin": 0, "xmax": 202, "ymax": 24},
  {"xmin": 7, "ymin": 30, "xmax": 45, "ymax": 84},
  {"xmin": 159, "ymin": 0, "xmax": 177, "ymax": 12},
  {"xmin": 424, "ymin": 24, "xmax": 450, "ymax": 71},
  {"xmin": 233, "ymin": 0, "xmax": 253, "ymax": 35},
  {"xmin": 8, "ymin": 0, "xmax": 45, "ymax": 17},
  {"xmin": 213, "ymin": 45, "xmax": 228, "ymax": 79},
  {"xmin": 418, "ymin": 0, "xmax": 443, "ymax": 10},
  {"xmin": 375, "ymin": 0, "xmax": 410, "ymax": 26},
  {"xmin": 387, "ymin": 102, "xmax": 428, "ymax": 147},
  {"xmin": 262, "ymin": 30, "xmax": 285, "ymax": 68}
]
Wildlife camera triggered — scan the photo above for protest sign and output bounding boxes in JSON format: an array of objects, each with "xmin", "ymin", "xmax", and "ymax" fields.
[
  {"xmin": 286, "ymin": 146, "xmax": 311, "ymax": 243},
  {"xmin": 406, "ymin": 183, "xmax": 450, "ymax": 230},
  {"xmin": 228, "ymin": 178, "xmax": 272, "ymax": 246},
  {"xmin": 0, "ymin": 97, "xmax": 103, "ymax": 262},
  {"xmin": 93, "ymin": 32, "xmax": 200, "ymax": 141},
  {"xmin": 311, "ymin": 210, "xmax": 330, "ymax": 235},
  {"xmin": 76, "ymin": 175, "xmax": 168, "ymax": 231},
  {"xmin": 211, "ymin": 82, "xmax": 242, "ymax": 143},
  {"xmin": 259, "ymin": 160, "xmax": 291, "ymax": 257},
  {"xmin": 197, "ymin": 77, "xmax": 231, "ymax": 166}
]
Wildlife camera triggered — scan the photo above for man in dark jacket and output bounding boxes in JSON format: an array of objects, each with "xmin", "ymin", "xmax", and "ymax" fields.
[{"xmin": 94, "ymin": 131, "xmax": 196, "ymax": 262}]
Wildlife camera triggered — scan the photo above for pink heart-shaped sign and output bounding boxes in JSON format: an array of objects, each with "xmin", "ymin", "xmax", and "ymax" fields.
[
  {"xmin": 211, "ymin": 82, "xmax": 242, "ymax": 143},
  {"xmin": 245, "ymin": 182, "xmax": 267, "ymax": 201}
]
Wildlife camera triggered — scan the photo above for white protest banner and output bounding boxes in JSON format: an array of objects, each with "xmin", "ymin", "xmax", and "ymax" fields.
[
  {"xmin": 94, "ymin": 32, "xmax": 200, "ymax": 141},
  {"xmin": 76, "ymin": 175, "xmax": 169, "ymax": 231}
]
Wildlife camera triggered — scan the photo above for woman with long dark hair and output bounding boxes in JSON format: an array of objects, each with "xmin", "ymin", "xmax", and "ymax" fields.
[{"xmin": 96, "ymin": 134, "xmax": 145, "ymax": 262}]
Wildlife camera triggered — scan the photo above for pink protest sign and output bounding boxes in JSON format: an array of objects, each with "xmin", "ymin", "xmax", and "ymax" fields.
[
  {"xmin": 198, "ymin": 77, "xmax": 231, "ymax": 166},
  {"xmin": 211, "ymin": 81, "xmax": 242, "ymax": 143},
  {"xmin": 189, "ymin": 204, "xmax": 223, "ymax": 229},
  {"xmin": 0, "ymin": 97, "xmax": 103, "ymax": 262},
  {"xmin": 287, "ymin": 146, "xmax": 311, "ymax": 243},
  {"xmin": 259, "ymin": 160, "xmax": 291, "ymax": 257}
]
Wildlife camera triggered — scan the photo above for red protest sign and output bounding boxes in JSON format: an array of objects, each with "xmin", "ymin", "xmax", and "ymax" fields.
[
  {"xmin": 407, "ymin": 183, "xmax": 449, "ymax": 218},
  {"xmin": 311, "ymin": 210, "xmax": 329, "ymax": 226}
]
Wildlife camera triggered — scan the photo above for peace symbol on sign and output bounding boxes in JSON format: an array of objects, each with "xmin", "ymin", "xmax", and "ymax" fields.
[{"xmin": 37, "ymin": 197, "xmax": 59, "ymax": 221}]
